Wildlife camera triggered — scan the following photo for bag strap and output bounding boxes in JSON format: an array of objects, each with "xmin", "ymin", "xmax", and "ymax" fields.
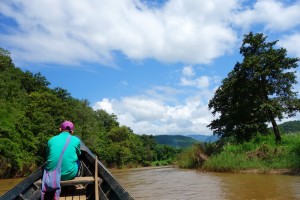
[{"xmin": 57, "ymin": 135, "xmax": 72, "ymax": 167}]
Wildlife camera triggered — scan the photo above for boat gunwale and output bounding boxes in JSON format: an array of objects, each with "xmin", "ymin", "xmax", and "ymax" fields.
[{"xmin": 0, "ymin": 141, "xmax": 134, "ymax": 200}]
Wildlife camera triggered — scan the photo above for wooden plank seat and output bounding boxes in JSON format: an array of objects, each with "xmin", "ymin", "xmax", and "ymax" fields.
[
  {"xmin": 35, "ymin": 177, "xmax": 100, "ymax": 200},
  {"xmin": 61, "ymin": 177, "xmax": 95, "ymax": 186},
  {"xmin": 35, "ymin": 176, "xmax": 97, "ymax": 187}
]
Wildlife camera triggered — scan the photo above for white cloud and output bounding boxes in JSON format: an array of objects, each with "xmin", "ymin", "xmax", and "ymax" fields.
[
  {"xmin": 0, "ymin": 0, "xmax": 237, "ymax": 66},
  {"xmin": 144, "ymin": 86, "xmax": 182, "ymax": 104},
  {"xmin": 180, "ymin": 66, "xmax": 211, "ymax": 89},
  {"xmin": 182, "ymin": 66, "xmax": 195, "ymax": 77},
  {"xmin": 195, "ymin": 76, "xmax": 210, "ymax": 88},
  {"xmin": 279, "ymin": 34, "xmax": 300, "ymax": 98},
  {"xmin": 180, "ymin": 76, "xmax": 210, "ymax": 88},
  {"xmin": 93, "ymin": 98, "xmax": 114, "ymax": 114},
  {"xmin": 93, "ymin": 64, "xmax": 214, "ymax": 135},
  {"xmin": 1, "ymin": 0, "xmax": 300, "ymax": 66},
  {"xmin": 93, "ymin": 95, "xmax": 214, "ymax": 135},
  {"xmin": 279, "ymin": 33, "xmax": 300, "ymax": 58},
  {"xmin": 234, "ymin": 0, "xmax": 300, "ymax": 31}
]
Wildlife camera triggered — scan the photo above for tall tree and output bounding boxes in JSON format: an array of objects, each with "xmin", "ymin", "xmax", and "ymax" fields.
[{"xmin": 208, "ymin": 32, "xmax": 300, "ymax": 142}]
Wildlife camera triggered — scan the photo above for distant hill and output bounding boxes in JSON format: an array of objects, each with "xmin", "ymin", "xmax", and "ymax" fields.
[
  {"xmin": 278, "ymin": 120, "xmax": 300, "ymax": 133},
  {"xmin": 187, "ymin": 134, "xmax": 219, "ymax": 142},
  {"xmin": 154, "ymin": 135, "xmax": 198, "ymax": 148},
  {"xmin": 153, "ymin": 121, "xmax": 300, "ymax": 149}
]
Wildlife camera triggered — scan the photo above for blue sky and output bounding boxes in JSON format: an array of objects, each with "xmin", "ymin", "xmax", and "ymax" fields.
[{"xmin": 1, "ymin": 0, "xmax": 300, "ymax": 136}]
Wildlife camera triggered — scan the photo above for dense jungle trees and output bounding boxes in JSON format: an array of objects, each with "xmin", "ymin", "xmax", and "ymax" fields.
[
  {"xmin": 0, "ymin": 48, "xmax": 177, "ymax": 178},
  {"xmin": 208, "ymin": 32, "xmax": 300, "ymax": 142}
]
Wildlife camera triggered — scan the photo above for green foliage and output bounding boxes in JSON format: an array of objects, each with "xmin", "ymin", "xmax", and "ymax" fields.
[
  {"xmin": 175, "ymin": 143, "xmax": 208, "ymax": 168},
  {"xmin": 154, "ymin": 144, "xmax": 178, "ymax": 161},
  {"xmin": 202, "ymin": 133, "xmax": 300, "ymax": 172},
  {"xmin": 175, "ymin": 131, "xmax": 300, "ymax": 171},
  {"xmin": 95, "ymin": 110, "xmax": 119, "ymax": 132},
  {"xmin": 208, "ymin": 32, "xmax": 300, "ymax": 142},
  {"xmin": 0, "ymin": 48, "xmax": 178, "ymax": 177}
]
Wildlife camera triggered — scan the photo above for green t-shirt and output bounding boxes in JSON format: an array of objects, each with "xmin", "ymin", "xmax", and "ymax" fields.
[{"xmin": 45, "ymin": 132, "xmax": 81, "ymax": 180}]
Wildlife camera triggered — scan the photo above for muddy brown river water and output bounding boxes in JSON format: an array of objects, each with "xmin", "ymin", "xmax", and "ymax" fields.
[
  {"xmin": 110, "ymin": 166, "xmax": 300, "ymax": 200},
  {"xmin": 1, "ymin": 166, "xmax": 300, "ymax": 199}
]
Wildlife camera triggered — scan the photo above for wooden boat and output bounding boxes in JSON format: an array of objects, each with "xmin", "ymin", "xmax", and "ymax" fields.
[{"xmin": 0, "ymin": 141, "xmax": 134, "ymax": 200}]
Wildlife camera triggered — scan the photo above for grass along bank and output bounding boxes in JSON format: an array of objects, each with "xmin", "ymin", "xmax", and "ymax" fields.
[{"xmin": 176, "ymin": 133, "xmax": 300, "ymax": 173}]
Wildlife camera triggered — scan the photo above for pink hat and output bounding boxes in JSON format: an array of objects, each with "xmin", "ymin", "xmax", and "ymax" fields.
[{"xmin": 60, "ymin": 121, "xmax": 74, "ymax": 131}]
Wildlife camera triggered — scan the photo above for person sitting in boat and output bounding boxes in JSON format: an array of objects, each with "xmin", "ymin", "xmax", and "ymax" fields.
[{"xmin": 45, "ymin": 120, "xmax": 81, "ymax": 180}]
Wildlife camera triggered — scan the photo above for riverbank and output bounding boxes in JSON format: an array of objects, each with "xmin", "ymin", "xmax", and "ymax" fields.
[
  {"xmin": 176, "ymin": 133, "xmax": 300, "ymax": 174},
  {"xmin": 110, "ymin": 165, "xmax": 175, "ymax": 173},
  {"xmin": 193, "ymin": 167, "xmax": 300, "ymax": 176},
  {"xmin": 237, "ymin": 168, "xmax": 300, "ymax": 175},
  {"xmin": 113, "ymin": 164, "xmax": 300, "ymax": 176}
]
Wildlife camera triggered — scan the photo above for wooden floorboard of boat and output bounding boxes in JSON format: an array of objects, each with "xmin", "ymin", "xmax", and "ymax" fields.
[{"xmin": 60, "ymin": 187, "xmax": 86, "ymax": 200}]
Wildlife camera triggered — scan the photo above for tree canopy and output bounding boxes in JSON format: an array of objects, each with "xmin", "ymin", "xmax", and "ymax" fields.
[
  {"xmin": 0, "ymin": 48, "xmax": 178, "ymax": 178},
  {"xmin": 208, "ymin": 32, "xmax": 300, "ymax": 142}
]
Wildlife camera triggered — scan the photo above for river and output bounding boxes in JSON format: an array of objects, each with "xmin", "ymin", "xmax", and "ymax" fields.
[
  {"xmin": 1, "ymin": 167, "xmax": 300, "ymax": 199},
  {"xmin": 110, "ymin": 166, "xmax": 300, "ymax": 200}
]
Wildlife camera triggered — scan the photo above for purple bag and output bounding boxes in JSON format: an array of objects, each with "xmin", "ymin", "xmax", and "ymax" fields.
[{"xmin": 41, "ymin": 136, "xmax": 71, "ymax": 200}]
